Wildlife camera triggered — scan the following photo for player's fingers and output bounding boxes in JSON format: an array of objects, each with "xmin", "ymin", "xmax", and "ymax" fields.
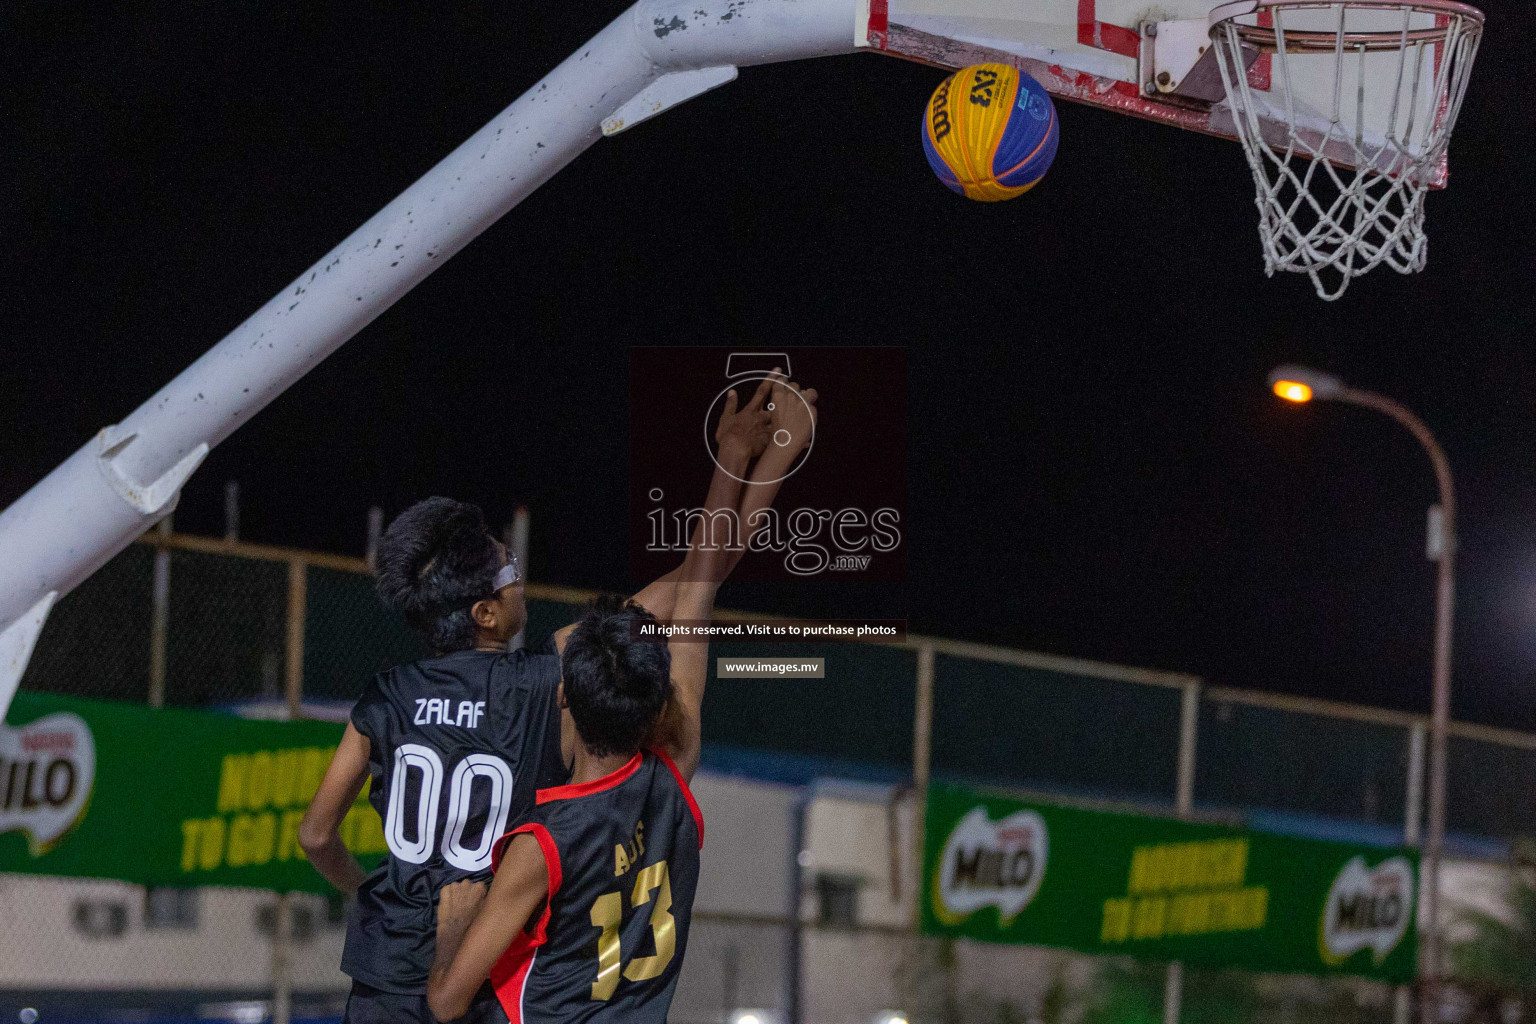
[
  {"xmin": 747, "ymin": 374, "xmax": 775, "ymax": 411},
  {"xmin": 722, "ymin": 389, "xmax": 739, "ymax": 417},
  {"xmin": 801, "ymin": 387, "xmax": 818, "ymax": 405},
  {"xmin": 449, "ymin": 880, "xmax": 486, "ymax": 910}
]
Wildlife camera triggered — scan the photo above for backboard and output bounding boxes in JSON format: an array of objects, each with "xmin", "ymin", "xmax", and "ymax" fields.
[{"xmin": 855, "ymin": 0, "xmax": 1460, "ymax": 185}]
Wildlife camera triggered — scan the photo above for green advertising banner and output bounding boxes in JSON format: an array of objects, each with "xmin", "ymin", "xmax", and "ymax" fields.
[
  {"xmin": 922, "ymin": 783, "xmax": 1418, "ymax": 983},
  {"xmin": 0, "ymin": 691, "xmax": 385, "ymax": 893}
]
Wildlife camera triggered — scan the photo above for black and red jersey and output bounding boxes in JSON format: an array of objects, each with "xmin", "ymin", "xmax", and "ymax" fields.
[
  {"xmin": 487, "ymin": 748, "xmax": 703, "ymax": 1024},
  {"xmin": 343, "ymin": 648, "xmax": 568, "ymax": 993}
]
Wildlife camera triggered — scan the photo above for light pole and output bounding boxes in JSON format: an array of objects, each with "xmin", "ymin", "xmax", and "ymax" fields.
[{"xmin": 1268, "ymin": 365, "xmax": 1455, "ymax": 1024}]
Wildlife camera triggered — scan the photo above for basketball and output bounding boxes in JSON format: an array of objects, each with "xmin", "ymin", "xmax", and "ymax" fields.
[{"xmin": 922, "ymin": 63, "xmax": 1059, "ymax": 202}]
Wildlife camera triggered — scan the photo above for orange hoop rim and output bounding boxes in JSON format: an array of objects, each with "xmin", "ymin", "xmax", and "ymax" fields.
[{"xmin": 1208, "ymin": 0, "xmax": 1484, "ymax": 53}]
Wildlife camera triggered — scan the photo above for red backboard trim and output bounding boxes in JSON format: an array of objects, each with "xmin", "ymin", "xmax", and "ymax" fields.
[{"xmin": 869, "ymin": 0, "xmax": 890, "ymax": 48}]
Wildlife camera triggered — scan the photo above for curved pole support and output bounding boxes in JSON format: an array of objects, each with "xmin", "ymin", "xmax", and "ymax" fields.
[
  {"xmin": 0, "ymin": 592, "xmax": 56, "ymax": 722},
  {"xmin": 97, "ymin": 427, "xmax": 209, "ymax": 518}
]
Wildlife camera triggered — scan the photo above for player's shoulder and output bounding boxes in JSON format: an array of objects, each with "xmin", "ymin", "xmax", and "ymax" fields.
[
  {"xmin": 490, "ymin": 808, "xmax": 563, "ymax": 879},
  {"xmin": 348, "ymin": 654, "xmax": 471, "ymax": 720},
  {"xmin": 529, "ymin": 631, "xmax": 560, "ymax": 659},
  {"xmin": 386, "ymin": 648, "xmax": 558, "ymax": 692},
  {"xmin": 511, "ymin": 764, "xmax": 694, "ymax": 890},
  {"xmin": 435, "ymin": 647, "xmax": 561, "ymax": 694},
  {"xmin": 351, "ymin": 659, "xmax": 435, "ymax": 717},
  {"xmin": 531, "ymin": 750, "xmax": 681, "ymax": 802},
  {"xmin": 493, "ymin": 646, "xmax": 562, "ymax": 688},
  {"xmin": 474, "ymin": 650, "xmax": 562, "ymax": 724},
  {"xmin": 647, "ymin": 747, "xmax": 704, "ymax": 849},
  {"xmin": 532, "ymin": 751, "xmax": 702, "ymax": 846},
  {"xmin": 347, "ymin": 669, "xmax": 394, "ymax": 732}
]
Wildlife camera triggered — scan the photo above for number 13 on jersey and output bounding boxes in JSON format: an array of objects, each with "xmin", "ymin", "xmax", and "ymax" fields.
[{"xmin": 588, "ymin": 861, "xmax": 675, "ymax": 1000}]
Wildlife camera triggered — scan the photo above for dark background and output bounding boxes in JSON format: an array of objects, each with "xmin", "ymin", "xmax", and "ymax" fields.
[
  {"xmin": 629, "ymin": 346, "xmax": 908, "ymax": 582},
  {"xmin": 5, "ymin": 4, "xmax": 1532, "ymax": 726}
]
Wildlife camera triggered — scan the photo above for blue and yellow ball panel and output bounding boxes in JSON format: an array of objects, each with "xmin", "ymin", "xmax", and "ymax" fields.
[{"xmin": 922, "ymin": 64, "xmax": 1059, "ymax": 202}]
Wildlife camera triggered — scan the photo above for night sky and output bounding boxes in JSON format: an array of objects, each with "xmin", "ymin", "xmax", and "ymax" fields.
[{"xmin": 6, "ymin": 4, "xmax": 1533, "ymax": 728}]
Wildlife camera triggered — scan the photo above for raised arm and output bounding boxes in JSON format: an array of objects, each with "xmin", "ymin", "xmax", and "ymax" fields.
[
  {"xmin": 729, "ymin": 375, "xmax": 817, "ymax": 575},
  {"xmin": 552, "ymin": 376, "xmax": 773, "ymax": 653},
  {"xmin": 660, "ymin": 374, "xmax": 817, "ymax": 781}
]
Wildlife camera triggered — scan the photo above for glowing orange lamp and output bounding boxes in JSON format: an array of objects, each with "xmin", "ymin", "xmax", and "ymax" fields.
[
  {"xmin": 1267, "ymin": 365, "xmax": 1343, "ymax": 403},
  {"xmin": 1272, "ymin": 380, "xmax": 1313, "ymax": 403}
]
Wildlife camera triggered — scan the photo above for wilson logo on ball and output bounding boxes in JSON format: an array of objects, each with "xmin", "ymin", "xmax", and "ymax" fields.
[
  {"xmin": 929, "ymin": 78, "xmax": 953, "ymax": 142},
  {"xmin": 922, "ymin": 63, "xmax": 1059, "ymax": 202}
]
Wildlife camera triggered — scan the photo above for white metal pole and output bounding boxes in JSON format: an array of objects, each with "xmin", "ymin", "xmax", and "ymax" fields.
[
  {"xmin": 786, "ymin": 790, "xmax": 808, "ymax": 1024},
  {"xmin": 272, "ymin": 558, "xmax": 308, "ymax": 1024},
  {"xmin": 149, "ymin": 517, "xmax": 172, "ymax": 709},
  {"xmin": 1176, "ymin": 682, "xmax": 1199, "ymax": 817},
  {"xmin": 1423, "ymin": 526, "xmax": 1455, "ymax": 1021},
  {"xmin": 271, "ymin": 893, "xmax": 293, "ymax": 1024},
  {"xmin": 1163, "ymin": 963, "xmax": 1184, "ymax": 1024},
  {"xmin": 224, "ymin": 480, "xmax": 240, "ymax": 542},
  {"xmin": 904, "ymin": 644, "xmax": 936, "ymax": 1023},
  {"xmin": 1165, "ymin": 681, "xmax": 1200, "ymax": 1024},
  {"xmin": 909, "ymin": 641, "xmax": 933, "ymax": 890},
  {"xmin": 365, "ymin": 506, "xmax": 385, "ymax": 573},
  {"xmin": 509, "ymin": 507, "xmax": 530, "ymax": 651},
  {"xmin": 1405, "ymin": 722, "xmax": 1427, "ymax": 848},
  {"xmin": 0, "ymin": 0, "xmax": 858, "ymax": 700},
  {"xmin": 1396, "ymin": 722, "xmax": 1427, "ymax": 1024},
  {"xmin": 913, "ymin": 643, "xmax": 935, "ymax": 921}
]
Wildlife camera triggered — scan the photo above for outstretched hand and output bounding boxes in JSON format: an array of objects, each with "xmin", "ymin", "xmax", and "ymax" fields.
[
  {"xmin": 764, "ymin": 371, "xmax": 817, "ymax": 458},
  {"xmin": 715, "ymin": 375, "xmax": 774, "ymax": 462}
]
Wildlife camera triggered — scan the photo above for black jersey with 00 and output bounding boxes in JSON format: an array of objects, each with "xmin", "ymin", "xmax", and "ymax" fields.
[{"xmin": 343, "ymin": 648, "xmax": 568, "ymax": 993}]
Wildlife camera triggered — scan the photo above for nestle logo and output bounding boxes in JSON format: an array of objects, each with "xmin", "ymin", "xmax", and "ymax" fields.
[{"xmin": 22, "ymin": 731, "xmax": 76, "ymax": 753}]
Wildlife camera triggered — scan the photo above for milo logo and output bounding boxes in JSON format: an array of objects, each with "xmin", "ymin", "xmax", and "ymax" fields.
[
  {"xmin": 933, "ymin": 805, "xmax": 1048, "ymax": 925},
  {"xmin": 0, "ymin": 712, "xmax": 96, "ymax": 855},
  {"xmin": 1319, "ymin": 856, "xmax": 1414, "ymax": 965}
]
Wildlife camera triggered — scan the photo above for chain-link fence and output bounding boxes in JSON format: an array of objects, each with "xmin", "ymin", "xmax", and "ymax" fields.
[
  {"xmin": 20, "ymin": 543, "xmax": 154, "ymax": 704},
  {"xmin": 931, "ymin": 651, "xmax": 1185, "ymax": 805},
  {"xmin": 1196, "ymin": 695, "xmax": 1412, "ymax": 827},
  {"xmin": 6, "ymin": 531, "xmax": 1536, "ymax": 1024},
  {"xmin": 304, "ymin": 566, "xmax": 429, "ymax": 703}
]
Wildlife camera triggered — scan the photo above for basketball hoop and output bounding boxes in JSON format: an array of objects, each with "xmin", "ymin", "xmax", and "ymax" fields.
[{"xmin": 1207, "ymin": 0, "xmax": 1483, "ymax": 299}]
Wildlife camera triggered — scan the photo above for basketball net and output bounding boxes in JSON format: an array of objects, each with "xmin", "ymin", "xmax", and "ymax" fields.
[{"xmin": 1208, "ymin": 0, "xmax": 1483, "ymax": 299}]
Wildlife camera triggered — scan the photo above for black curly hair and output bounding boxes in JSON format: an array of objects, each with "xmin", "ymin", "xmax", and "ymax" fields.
[
  {"xmin": 560, "ymin": 596, "xmax": 674, "ymax": 757},
  {"xmin": 375, "ymin": 497, "xmax": 502, "ymax": 653}
]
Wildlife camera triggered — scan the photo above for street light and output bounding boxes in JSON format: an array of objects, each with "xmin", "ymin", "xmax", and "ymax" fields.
[
  {"xmin": 1268, "ymin": 364, "xmax": 1455, "ymax": 1024},
  {"xmin": 1270, "ymin": 364, "xmax": 1344, "ymax": 402}
]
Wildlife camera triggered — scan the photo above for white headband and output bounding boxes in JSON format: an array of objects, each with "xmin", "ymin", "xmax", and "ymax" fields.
[{"xmin": 492, "ymin": 556, "xmax": 522, "ymax": 592}]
